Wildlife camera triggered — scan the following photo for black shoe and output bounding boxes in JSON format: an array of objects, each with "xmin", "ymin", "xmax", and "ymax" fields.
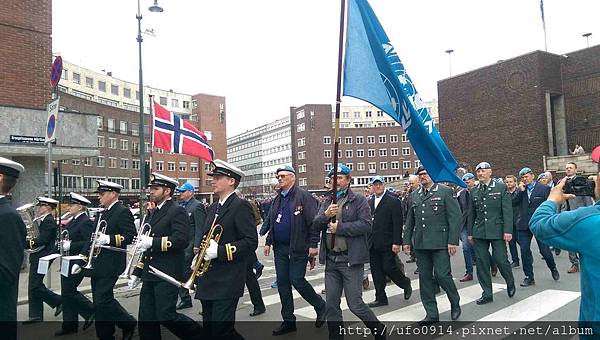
[
  {"xmin": 367, "ymin": 300, "xmax": 389, "ymax": 308},
  {"xmin": 418, "ymin": 317, "xmax": 439, "ymax": 326},
  {"xmin": 83, "ymin": 314, "xmax": 94, "ymax": 331},
  {"xmin": 249, "ymin": 307, "xmax": 266, "ymax": 317},
  {"xmin": 450, "ymin": 306, "xmax": 461, "ymax": 320},
  {"xmin": 404, "ymin": 285, "xmax": 413, "ymax": 300},
  {"xmin": 511, "ymin": 261, "xmax": 520, "ymax": 268},
  {"xmin": 54, "ymin": 304, "xmax": 63, "ymax": 317},
  {"xmin": 22, "ymin": 317, "xmax": 43, "ymax": 324},
  {"xmin": 520, "ymin": 277, "xmax": 535, "ymax": 287},
  {"xmin": 54, "ymin": 328, "xmax": 77, "ymax": 337},
  {"xmin": 476, "ymin": 296, "xmax": 493, "ymax": 305},
  {"xmin": 123, "ymin": 326, "xmax": 135, "ymax": 340},
  {"xmin": 315, "ymin": 305, "xmax": 326, "ymax": 328},
  {"xmin": 255, "ymin": 263, "xmax": 264, "ymax": 279},
  {"xmin": 272, "ymin": 322, "xmax": 296, "ymax": 336},
  {"xmin": 507, "ymin": 282, "xmax": 516, "ymax": 298},
  {"xmin": 551, "ymin": 269, "xmax": 560, "ymax": 281},
  {"xmin": 176, "ymin": 300, "xmax": 193, "ymax": 310}
]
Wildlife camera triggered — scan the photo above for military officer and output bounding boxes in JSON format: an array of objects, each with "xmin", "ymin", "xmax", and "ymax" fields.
[
  {"xmin": 467, "ymin": 162, "xmax": 516, "ymax": 305},
  {"xmin": 0, "ymin": 157, "xmax": 26, "ymax": 340},
  {"xmin": 24, "ymin": 196, "xmax": 62, "ymax": 323},
  {"xmin": 129, "ymin": 173, "xmax": 203, "ymax": 339},
  {"xmin": 55, "ymin": 192, "xmax": 95, "ymax": 336},
  {"xmin": 403, "ymin": 166, "xmax": 461, "ymax": 324},
  {"xmin": 195, "ymin": 160, "xmax": 258, "ymax": 340}
]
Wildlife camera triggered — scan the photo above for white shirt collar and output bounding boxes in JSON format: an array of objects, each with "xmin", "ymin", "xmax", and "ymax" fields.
[
  {"xmin": 74, "ymin": 211, "xmax": 85, "ymax": 220},
  {"xmin": 106, "ymin": 200, "xmax": 118, "ymax": 211},
  {"xmin": 219, "ymin": 191, "xmax": 236, "ymax": 205},
  {"xmin": 0, "ymin": 195, "xmax": 5, "ymax": 199},
  {"xmin": 157, "ymin": 197, "xmax": 171, "ymax": 210},
  {"xmin": 39, "ymin": 213, "xmax": 51, "ymax": 220}
]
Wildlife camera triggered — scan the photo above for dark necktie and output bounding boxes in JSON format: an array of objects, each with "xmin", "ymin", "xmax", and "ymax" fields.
[{"xmin": 216, "ymin": 203, "xmax": 222, "ymax": 215}]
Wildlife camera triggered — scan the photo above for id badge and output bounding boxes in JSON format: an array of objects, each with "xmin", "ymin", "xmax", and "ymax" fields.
[{"xmin": 276, "ymin": 213, "xmax": 282, "ymax": 223}]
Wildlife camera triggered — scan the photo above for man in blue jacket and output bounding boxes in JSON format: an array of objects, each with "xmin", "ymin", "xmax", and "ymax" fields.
[
  {"xmin": 530, "ymin": 173, "xmax": 600, "ymax": 340},
  {"xmin": 264, "ymin": 165, "xmax": 326, "ymax": 336}
]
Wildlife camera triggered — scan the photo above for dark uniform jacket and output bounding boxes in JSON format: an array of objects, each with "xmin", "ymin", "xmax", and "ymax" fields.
[
  {"xmin": 368, "ymin": 192, "xmax": 403, "ymax": 250},
  {"xmin": 27, "ymin": 214, "xmax": 58, "ymax": 263},
  {"xmin": 133, "ymin": 198, "xmax": 189, "ymax": 282},
  {"xmin": 313, "ymin": 188, "xmax": 372, "ymax": 266},
  {"xmin": 468, "ymin": 180, "xmax": 513, "ymax": 238},
  {"xmin": 182, "ymin": 198, "xmax": 206, "ymax": 254},
  {"xmin": 403, "ymin": 184, "xmax": 460, "ymax": 250},
  {"xmin": 66, "ymin": 213, "xmax": 94, "ymax": 255},
  {"xmin": 195, "ymin": 193, "xmax": 258, "ymax": 300},
  {"xmin": 81, "ymin": 201, "xmax": 136, "ymax": 277},
  {"xmin": 511, "ymin": 182, "xmax": 548, "ymax": 232},
  {"xmin": 0, "ymin": 197, "xmax": 26, "ymax": 286},
  {"xmin": 265, "ymin": 185, "xmax": 320, "ymax": 255},
  {"xmin": 456, "ymin": 187, "xmax": 470, "ymax": 232}
]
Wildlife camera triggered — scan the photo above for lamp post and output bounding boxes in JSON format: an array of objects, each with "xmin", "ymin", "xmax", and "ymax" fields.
[
  {"xmin": 445, "ymin": 49, "xmax": 454, "ymax": 77},
  {"xmin": 137, "ymin": 0, "xmax": 163, "ymax": 218},
  {"xmin": 582, "ymin": 33, "xmax": 592, "ymax": 48}
]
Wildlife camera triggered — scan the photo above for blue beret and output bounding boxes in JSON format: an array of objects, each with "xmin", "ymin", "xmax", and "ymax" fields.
[
  {"xmin": 462, "ymin": 173, "xmax": 475, "ymax": 181},
  {"xmin": 328, "ymin": 163, "xmax": 351, "ymax": 177},
  {"xmin": 370, "ymin": 175, "xmax": 385, "ymax": 184},
  {"xmin": 276, "ymin": 164, "xmax": 295, "ymax": 174},
  {"xmin": 537, "ymin": 173, "xmax": 546, "ymax": 181},
  {"xmin": 518, "ymin": 167, "xmax": 532, "ymax": 177},
  {"xmin": 475, "ymin": 162, "xmax": 492, "ymax": 171}
]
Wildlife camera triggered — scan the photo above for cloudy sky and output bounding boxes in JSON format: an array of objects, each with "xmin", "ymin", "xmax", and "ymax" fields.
[{"xmin": 53, "ymin": 0, "xmax": 599, "ymax": 136}]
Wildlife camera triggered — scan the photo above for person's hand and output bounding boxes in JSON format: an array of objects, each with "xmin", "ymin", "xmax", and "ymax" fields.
[
  {"xmin": 403, "ymin": 244, "xmax": 411, "ymax": 254},
  {"xmin": 190, "ymin": 254, "xmax": 198, "ymax": 270},
  {"xmin": 62, "ymin": 240, "xmax": 71, "ymax": 252},
  {"xmin": 128, "ymin": 275, "xmax": 141, "ymax": 289},
  {"xmin": 96, "ymin": 232, "xmax": 110, "ymax": 246},
  {"xmin": 548, "ymin": 178, "xmax": 576, "ymax": 205},
  {"xmin": 448, "ymin": 244, "xmax": 457, "ymax": 256},
  {"xmin": 264, "ymin": 245, "xmax": 271, "ymax": 257},
  {"xmin": 503, "ymin": 233, "xmax": 512, "ymax": 242},
  {"xmin": 468, "ymin": 235, "xmax": 474, "ymax": 244},
  {"xmin": 308, "ymin": 247, "xmax": 318, "ymax": 257},
  {"xmin": 136, "ymin": 235, "xmax": 153, "ymax": 253},
  {"xmin": 391, "ymin": 244, "xmax": 401, "ymax": 254},
  {"xmin": 308, "ymin": 257, "xmax": 316, "ymax": 270},
  {"xmin": 203, "ymin": 239, "xmax": 218, "ymax": 261},
  {"xmin": 193, "ymin": 247, "xmax": 199, "ymax": 255},
  {"xmin": 327, "ymin": 221, "xmax": 338, "ymax": 234},
  {"xmin": 71, "ymin": 264, "xmax": 82, "ymax": 275},
  {"xmin": 324, "ymin": 204, "xmax": 338, "ymax": 218},
  {"xmin": 519, "ymin": 181, "xmax": 526, "ymax": 191}
]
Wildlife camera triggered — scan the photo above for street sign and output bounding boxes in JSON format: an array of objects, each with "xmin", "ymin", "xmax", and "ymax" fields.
[
  {"xmin": 50, "ymin": 56, "xmax": 63, "ymax": 88},
  {"xmin": 46, "ymin": 98, "xmax": 60, "ymax": 143}
]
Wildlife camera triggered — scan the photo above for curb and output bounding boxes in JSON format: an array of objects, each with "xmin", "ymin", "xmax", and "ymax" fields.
[{"xmin": 17, "ymin": 281, "xmax": 129, "ymax": 306}]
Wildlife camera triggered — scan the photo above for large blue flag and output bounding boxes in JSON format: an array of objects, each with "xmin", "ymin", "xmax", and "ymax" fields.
[{"xmin": 343, "ymin": 0, "xmax": 465, "ymax": 187}]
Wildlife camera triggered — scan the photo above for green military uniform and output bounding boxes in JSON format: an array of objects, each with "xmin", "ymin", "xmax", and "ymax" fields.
[
  {"xmin": 403, "ymin": 184, "xmax": 461, "ymax": 320},
  {"xmin": 467, "ymin": 180, "xmax": 515, "ymax": 301}
]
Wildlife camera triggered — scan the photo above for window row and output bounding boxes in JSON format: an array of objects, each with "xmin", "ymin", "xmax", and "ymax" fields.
[
  {"xmin": 322, "ymin": 147, "xmax": 411, "ymax": 158},
  {"xmin": 323, "ymin": 134, "xmax": 407, "ymax": 145}
]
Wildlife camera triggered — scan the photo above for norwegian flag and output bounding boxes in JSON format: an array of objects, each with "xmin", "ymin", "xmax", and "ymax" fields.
[{"xmin": 152, "ymin": 101, "xmax": 214, "ymax": 162}]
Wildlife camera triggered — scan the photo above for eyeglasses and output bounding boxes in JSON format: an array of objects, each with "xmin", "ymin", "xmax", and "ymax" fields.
[{"xmin": 276, "ymin": 174, "xmax": 290, "ymax": 180}]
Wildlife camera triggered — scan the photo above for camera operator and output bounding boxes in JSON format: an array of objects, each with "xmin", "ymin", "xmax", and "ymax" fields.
[{"xmin": 529, "ymin": 172, "xmax": 600, "ymax": 339}]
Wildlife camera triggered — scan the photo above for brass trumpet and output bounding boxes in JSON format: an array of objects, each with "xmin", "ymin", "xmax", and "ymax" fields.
[
  {"xmin": 120, "ymin": 220, "xmax": 152, "ymax": 279},
  {"xmin": 83, "ymin": 219, "xmax": 107, "ymax": 270}
]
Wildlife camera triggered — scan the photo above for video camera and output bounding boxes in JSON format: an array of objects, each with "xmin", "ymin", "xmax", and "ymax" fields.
[{"xmin": 563, "ymin": 176, "xmax": 596, "ymax": 197}]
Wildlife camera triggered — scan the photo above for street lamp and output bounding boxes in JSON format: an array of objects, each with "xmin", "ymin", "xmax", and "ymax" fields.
[
  {"xmin": 582, "ymin": 33, "xmax": 592, "ymax": 48},
  {"xmin": 445, "ymin": 49, "xmax": 454, "ymax": 77},
  {"xmin": 137, "ymin": 0, "xmax": 163, "ymax": 217}
]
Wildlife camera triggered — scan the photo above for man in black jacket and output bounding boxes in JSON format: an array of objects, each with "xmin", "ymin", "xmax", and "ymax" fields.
[
  {"xmin": 195, "ymin": 160, "xmax": 258, "ymax": 340},
  {"xmin": 129, "ymin": 173, "xmax": 203, "ymax": 339},
  {"xmin": 0, "ymin": 157, "xmax": 26, "ymax": 340},
  {"xmin": 24, "ymin": 196, "xmax": 62, "ymax": 323},
  {"xmin": 55, "ymin": 192, "xmax": 95, "ymax": 336},
  {"xmin": 264, "ymin": 165, "xmax": 326, "ymax": 336},
  {"xmin": 367, "ymin": 176, "xmax": 412, "ymax": 307}
]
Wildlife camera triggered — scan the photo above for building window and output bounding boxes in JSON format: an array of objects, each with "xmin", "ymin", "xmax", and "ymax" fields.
[
  {"xmin": 338, "ymin": 150, "xmax": 342, "ymax": 158},
  {"xmin": 131, "ymin": 179, "xmax": 140, "ymax": 190},
  {"xmin": 402, "ymin": 147, "xmax": 411, "ymax": 156},
  {"xmin": 356, "ymin": 149, "xmax": 364, "ymax": 158},
  {"xmin": 131, "ymin": 123, "xmax": 139, "ymax": 136},
  {"xmin": 97, "ymin": 116, "xmax": 104, "ymax": 130},
  {"xmin": 298, "ymin": 178, "xmax": 307, "ymax": 187},
  {"xmin": 84, "ymin": 157, "xmax": 92, "ymax": 166},
  {"xmin": 296, "ymin": 110, "xmax": 305, "ymax": 119},
  {"xmin": 61, "ymin": 68, "xmax": 68, "ymax": 80},
  {"xmin": 403, "ymin": 161, "xmax": 411, "ymax": 169},
  {"xmin": 108, "ymin": 157, "xmax": 117, "ymax": 168},
  {"xmin": 124, "ymin": 88, "xmax": 131, "ymax": 98},
  {"xmin": 297, "ymin": 138, "xmax": 305, "ymax": 147},
  {"xmin": 402, "ymin": 134, "xmax": 408, "ymax": 142},
  {"xmin": 190, "ymin": 163, "xmax": 198, "ymax": 172},
  {"xmin": 391, "ymin": 161, "xmax": 400, "ymax": 170},
  {"xmin": 365, "ymin": 111, "xmax": 372, "ymax": 118},
  {"xmin": 347, "ymin": 163, "xmax": 353, "ymax": 170},
  {"xmin": 120, "ymin": 139, "xmax": 129, "ymax": 150},
  {"xmin": 135, "ymin": 90, "xmax": 140, "ymax": 100},
  {"xmin": 72, "ymin": 72, "xmax": 81, "ymax": 84},
  {"xmin": 107, "ymin": 118, "xmax": 115, "ymax": 132},
  {"xmin": 367, "ymin": 136, "xmax": 375, "ymax": 144},
  {"xmin": 183, "ymin": 101, "xmax": 190, "ymax": 109},
  {"xmin": 172, "ymin": 99, "xmax": 179, "ymax": 107},
  {"xmin": 72, "ymin": 159, "xmax": 80, "ymax": 166},
  {"xmin": 323, "ymin": 136, "xmax": 331, "ymax": 144},
  {"xmin": 414, "ymin": 160, "xmax": 421, "ymax": 168},
  {"xmin": 377, "ymin": 110, "xmax": 384, "ymax": 117},
  {"xmin": 120, "ymin": 121, "xmax": 128, "ymax": 134},
  {"xmin": 296, "ymin": 123, "xmax": 305, "ymax": 132},
  {"xmin": 132, "ymin": 142, "xmax": 139, "ymax": 155},
  {"xmin": 353, "ymin": 111, "xmax": 361, "ymax": 118},
  {"xmin": 145, "ymin": 142, "xmax": 151, "ymax": 153},
  {"xmin": 345, "ymin": 150, "xmax": 353, "ymax": 158},
  {"xmin": 85, "ymin": 77, "xmax": 94, "ymax": 88},
  {"xmin": 98, "ymin": 81, "xmax": 106, "ymax": 92},
  {"xmin": 159, "ymin": 96, "xmax": 167, "ymax": 105},
  {"xmin": 120, "ymin": 159, "xmax": 129, "ymax": 169},
  {"xmin": 98, "ymin": 136, "xmax": 105, "ymax": 147},
  {"xmin": 167, "ymin": 162, "xmax": 175, "ymax": 172},
  {"xmin": 368, "ymin": 149, "xmax": 376, "ymax": 157},
  {"xmin": 390, "ymin": 148, "xmax": 398, "ymax": 156},
  {"xmin": 368, "ymin": 162, "xmax": 376, "ymax": 173},
  {"xmin": 357, "ymin": 163, "xmax": 365, "ymax": 171},
  {"xmin": 356, "ymin": 136, "xmax": 364, "ymax": 144},
  {"xmin": 156, "ymin": 161, "xmax": 164, "ymax": 171},
  {"xmin": 298, "ymin": 164, "xmax": 307, "ymax": 173},
  {"xmin": 380, "ymin": 162, "xmax": 388, "ymax": 170},
  {"xmin": 176, "ymin": 162, "xmax": 186, "ymax": 172},
  {"xmin": 379, "ymin": 135, "xmax": 386, "ymax": 143},
  {"xmin": 324, "ymin": 150, "xmax": 331, "ymax": 158},
  {"xmin": 390, "ymin": 134, "xmax": 398, "ymax": 143},
  {"xmin": 132, "ymin": 159, "xmax": 140, "ymax": 170},
  {"xmin": 110, "ymin": 84, "xmax": 118, "ymax": 96},
  {"xmin": 379, "ymin": 149, "xmax": 387, "ymax": 157},
  {"xmin": 108, "ymin": 138, "xmax": 116, "ymax": 149},
  {"xmin": 298, "ymin": 151, "xmax": 306, "ymax": 160},
  {"xmin": 344, "ymin": 137, "xmax": 352, "ymax": 144},
  {"xmin": 324, "ymin": 163, "xmax": 333, "ymax": 171}
]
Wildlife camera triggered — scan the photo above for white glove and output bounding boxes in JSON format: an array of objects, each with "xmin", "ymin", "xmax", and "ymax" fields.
[
  {"xmin": 136, "ymin": 235, "xmax": 153, "ymax": 253},
  {"xmin": 190, "ymin": 253, "xmax": 198, "ymax": 270},
  {"xmin": 203, "ymin": 239, "xmax": 218, "ymax": 261},
  {"xmin": 62, "ymin": 240, "xmax": 71, "ymax": 252},
  {"xmin": 71, "ymin": 264, "xmax": 82, "ymax": 275},
  {"xmin": 128, "ymin": 275, "xmax": 141, "ymax": 289},
  {"xmin": 96, "ymin": 232, "xmax": 110, "ymax": 246}
]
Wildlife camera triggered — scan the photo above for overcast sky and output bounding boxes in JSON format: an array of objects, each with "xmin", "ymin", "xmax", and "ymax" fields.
[{"xmin": 53, "ymin": 0, "xmax": 599, "ymax": 136}]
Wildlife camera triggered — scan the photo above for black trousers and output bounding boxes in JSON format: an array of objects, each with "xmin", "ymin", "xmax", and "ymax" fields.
[
  {"xmin": 91, "ymin": 276, "xmax": 136, "ymax": 340},
  {"xmin": 138, "ymin": 280, "xmax": 203, "ymax": 340},
  {"xmin": 369, "ymin": 247, "xmax": 411, "ymax": 302},
  {"xmin": 0, "ymin": 281, "xmax": 18, "ymax": 340},
  {"xmin": 60, "ymin": 273, "xmax": 94, "ymax": 331},
  {"xmin": 245, "ymin": 254, "xmax": 265, "ymax": 310},
  {"xmin": 28, "ymin": 260, "xmax": 61, "ymax": 319},
  {"xmin": 200, "ymin": 298, "xmax": 244, "ymax": 340}
]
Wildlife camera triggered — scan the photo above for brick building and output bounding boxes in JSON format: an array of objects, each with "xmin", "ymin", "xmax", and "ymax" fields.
[{"xmin": 438, "ymin": 46, "xmax": 600, "ymax": 177}]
